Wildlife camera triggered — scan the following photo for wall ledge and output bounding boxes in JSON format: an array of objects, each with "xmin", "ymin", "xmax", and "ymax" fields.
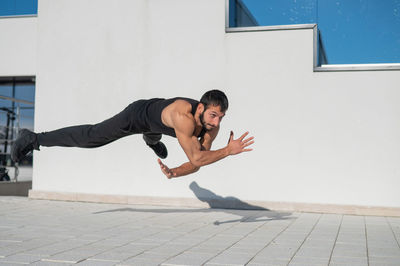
[{"xmin": 29, "ymin": 190, "xmax": 400, "ymax": 217}]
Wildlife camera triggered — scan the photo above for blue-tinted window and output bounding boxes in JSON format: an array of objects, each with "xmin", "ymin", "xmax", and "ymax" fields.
[
  {"xmin": 229, "ymin": 0, "xmax": 400, "ymax": 65},
  {"xmin": 230, "ymin": 0, "xmax": 316, "ymax": 27},
  {"xmin": 318, "ymin": 0, "xmax": 400, "ymax": 64},
  {"xmin": 0, "ymin": 0, "xmax": 37, "ymax": 16},
  {"xmin": 0, "ymin": 77, "xmax": 35, "ymax": 166}
]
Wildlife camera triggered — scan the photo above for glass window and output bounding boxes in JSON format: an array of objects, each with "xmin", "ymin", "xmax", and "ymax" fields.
[
  {"xmin": 229, "ymin": 0, "xmax": 400, "ymax": 65},
  {"xmin": 0, "ymin": 77, "xmax": 35, "ymax": 166},
  {"xmin": 0, "ymin": 0, "xmax": 38, "ymax": 17}
]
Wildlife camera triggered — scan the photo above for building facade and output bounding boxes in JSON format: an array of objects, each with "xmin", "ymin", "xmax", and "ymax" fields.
[{"xmin": 1, "ymin": 0, "xmax": 400, "ymax": 215}]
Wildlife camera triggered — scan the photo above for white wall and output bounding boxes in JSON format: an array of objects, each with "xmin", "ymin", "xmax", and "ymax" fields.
[
  {"xmin": 33, "ymin": 0, "xmax": 400, "ymax": 209},
  {"xmin": 0, "ymin": 16, "xmax": 37, "ymax": 76}
]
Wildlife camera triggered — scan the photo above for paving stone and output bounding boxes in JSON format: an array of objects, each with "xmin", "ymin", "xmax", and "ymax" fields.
[
  {"xmin": 369, "ymin": 256, "xmax": 400, "ymax": 266},
  {"xmin": 42, "ymin": 250, "xmax": 97, "ymax": 264},
  {"xmin": 0, "ymin": 254, "xmax": 44, "ymax": 264},
  {"xmin": 288, "ymin": 256, "xmax": 329, "ymax": 265},
  {"xmin": 332, "ymin": 246, "xmax": 367, "ymax": 258},
  {"xmin": 147, "ymin": 244, "xmax": 190, "ymax": 255},
  {"xmin": 367, "ymin": 240, "xmax": 399, "ymax": 248},
  {"xmin": 89, "ymin": 251, "xmax": 139, "ymax": 261},
  {"xmin": 76, "ymin": 259, "xmax": 118, "ymax": 265},
  {"xmin": 30, "ymin": 260, "xmax": 74, "ymax": 265},
  {"xmin": 256, "ymin": 245, "xmax": 298, "ymax": 259},
  {"xmin": 127, "ymin": 251, "xmax": 171, "ymax": 261},
  {"xmin": 329, "ymin": 256, "xmax": 368, "ymax": 265},
  {"xmin": 329, "ymin": 263, "xmax": 367, "ymax": 266},
  {"xmin": 0, "ymin": 262, "xmax": 29, "ymax": 266},
  {"xmin": 293, "ymin": 247, "xmax": 332, "ymax": 258},
  {"xmin": 186, "ymin": 246, "xmax": 224, "ymax": 255},
  {"xmin": 205, "ymin": 251, "xmax": 254, "ymax": 265},
  {"xmin": 162, "ymin": 251, "xmax": 215, "ymax": 266},
  {"xmin": 247, "ymin": 257, "xmax": 291, "ymax": 266},
  {"xmin": 302, "ymin": 239, "xmax": 335, "ymax": 249},
  {"xmin": 121, "ymin": 257, "xmax": 166, "ymax": 265},
  {"xmin": 368, "ymin": 247, "xmax": 400, "ymax": 258}
]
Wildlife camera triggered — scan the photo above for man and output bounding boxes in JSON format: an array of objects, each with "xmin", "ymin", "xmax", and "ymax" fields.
[{"xmin": 11, "ymin": 90, "xmax": 254, "ymax": 178}]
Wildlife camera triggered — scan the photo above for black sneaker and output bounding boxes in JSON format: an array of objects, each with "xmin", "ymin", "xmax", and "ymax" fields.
[
  {"xmin": 147, "ymin": 142, "xmax": 168, "ymax": 159},
  {"xmin": 11, "ymin": 129, "xmax": 39, "ymax": 163}
]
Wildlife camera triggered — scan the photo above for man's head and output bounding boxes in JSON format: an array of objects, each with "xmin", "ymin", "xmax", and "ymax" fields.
[
  {"xmin": 200, "ymin": 90, "xmax": 229, "ymax": 113},
  {"xmin": 198, "ymin": 90, "xmax": 228, "ymax": 131}
]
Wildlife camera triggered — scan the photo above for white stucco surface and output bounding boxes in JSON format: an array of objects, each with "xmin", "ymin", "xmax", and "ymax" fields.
[{"xmin": 0, "ymin": 16, "xmax": 37, "ymax": 76}]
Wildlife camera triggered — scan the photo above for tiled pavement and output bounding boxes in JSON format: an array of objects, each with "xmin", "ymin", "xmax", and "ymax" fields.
[{"xmin": 0, "ymin": 197, "xmax": 399, "ymax": 266}]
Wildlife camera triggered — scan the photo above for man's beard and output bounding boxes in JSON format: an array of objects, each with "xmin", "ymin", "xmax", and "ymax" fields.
[{"xmin": 199, "ymin": 111, "xmax": 212, "ymax": 132}]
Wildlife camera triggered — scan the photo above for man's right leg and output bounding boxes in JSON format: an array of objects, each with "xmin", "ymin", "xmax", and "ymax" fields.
[{"xmin": 143, "ymin": 133, "xmax": 168, "ymax": 159}]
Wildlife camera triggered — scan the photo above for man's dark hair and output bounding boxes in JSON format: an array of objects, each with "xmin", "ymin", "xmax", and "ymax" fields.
[{"xmin": 200, "ymin": 90, "xmax": 229, "ymax": 112}]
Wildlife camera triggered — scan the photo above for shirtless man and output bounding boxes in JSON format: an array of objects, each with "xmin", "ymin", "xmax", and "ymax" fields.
[{"xmin": 11, "ymin": 90, "xmax": 254, "ymax": 178}]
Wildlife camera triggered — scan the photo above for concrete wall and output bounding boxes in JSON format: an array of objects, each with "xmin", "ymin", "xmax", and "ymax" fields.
[
  {"xmin": 0, "ymin": 16, "xmax": 37, "ymax": 76},
  {"xmin": 31, "ymin": 0, "xmax": 400, "ymax": 210}
]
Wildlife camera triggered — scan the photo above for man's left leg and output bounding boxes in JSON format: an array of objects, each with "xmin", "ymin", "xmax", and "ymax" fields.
[
  {"xmin": 143, "ymin": 133, "xmax": 168, "ymax": 159},
  {"xmin": 11, "ymin": 103, "xmax": 137, "ymax": 163}
]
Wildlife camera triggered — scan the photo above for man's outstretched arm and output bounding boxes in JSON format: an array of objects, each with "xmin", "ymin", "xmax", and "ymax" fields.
[
  {"xmin": 158, "ymin": 133, "xmax": 213, "ymax": 178},
  {"xmin": 158, "ymin": 159, "xmax": 199, "ymax": 179},
  {"xmin": 158, "ymin": 131, "xmax": 254, "ymax": 178},
  {"xmin": 177, "ymin": 130, "xmax": 254, "ymax": 168}
]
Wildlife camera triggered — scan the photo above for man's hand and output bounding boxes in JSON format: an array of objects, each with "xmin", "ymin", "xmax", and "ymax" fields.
[
  {"xmin": 158, "ymin": 158, "xmax": 177, "ymax": 179},
  {"xmin": 227, "ymin": 131, "xmax": 254, "ymax": 155}
]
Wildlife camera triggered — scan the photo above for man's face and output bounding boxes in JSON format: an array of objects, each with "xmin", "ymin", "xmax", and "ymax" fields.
[{"xmin": 199, "ymin": 105, "xmax": 225, "ymax": 131}]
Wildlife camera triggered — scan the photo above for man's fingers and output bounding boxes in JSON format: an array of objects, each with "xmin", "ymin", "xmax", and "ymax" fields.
[
  {"xmin": 243, "ymin": 136, "xmax": 254, "ymax": 144},
  {"xmin": 158, "ymin": 159, "xmax": 168, "ymax": 172},
  {"xmin": 229, "ymin": 131, "xmax": 234, "ymax": 142},
  {"xmin": 158, "ymin": 159, "xmax": 175, "ymax": 179},
  {"xmin": 239, "ymin": 131, "xmax": 249, "ymax": 141},
  {"xmin": 243, "ymin": 140, "xmax": 255, "ymax": 148},
  {"xmin": 243, "ymin": 148, "xmax": 253, "ymax": 152}
]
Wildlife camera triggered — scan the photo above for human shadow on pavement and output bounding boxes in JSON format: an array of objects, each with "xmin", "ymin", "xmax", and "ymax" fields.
[
  {"xmin": 189, "ymin": 182, "xmax": 292, "ymax": 225},
  {"xmin": 93, "ymin": 182, "xmax": 293, "ymax": 225},
  {"xmin": 189, "ymin": 181, "xmax": 267, "ymax": 210}
]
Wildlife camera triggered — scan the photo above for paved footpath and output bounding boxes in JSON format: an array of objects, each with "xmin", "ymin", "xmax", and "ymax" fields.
[{"xmin": 0, "ymin": 197, "xmax": 399, "ymax": 266}]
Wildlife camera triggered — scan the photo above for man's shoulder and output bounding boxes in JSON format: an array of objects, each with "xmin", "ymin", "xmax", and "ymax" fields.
[
  {"xmin": 169, "ymin": 97, "xmax": 198, "ymax": 106},
  {"xmin": 173, "ymin": 99, "xmax": 193, "ymax": 107},
  {"xmin": 161, "ymin": 98, "xmax": 196, "ymax": 131},
  {"xmin": 169, "ymin": 98, "xmax": 197, "ymax": 112}
]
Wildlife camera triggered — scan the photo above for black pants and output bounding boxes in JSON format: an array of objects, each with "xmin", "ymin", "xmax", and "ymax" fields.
[{"xmin": 37, "ymin": 102, "xmax": 161, "ymax": 148}]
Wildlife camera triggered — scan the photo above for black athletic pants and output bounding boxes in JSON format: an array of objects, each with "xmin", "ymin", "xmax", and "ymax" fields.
[{"xmin": 36, "ymin": 102, "xmax": 161, "ymax": 148}]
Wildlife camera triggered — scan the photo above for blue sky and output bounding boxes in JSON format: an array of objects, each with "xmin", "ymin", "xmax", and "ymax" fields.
[
  {"xmin": 239, "ymin": 0, "xmax": 400, "ymax": 64},
  {"xmin": 0, "ymin": 0, "xmax": 37, "ymax": 16}
]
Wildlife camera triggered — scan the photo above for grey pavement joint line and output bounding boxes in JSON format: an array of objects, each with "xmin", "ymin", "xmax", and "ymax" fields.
[
  {"xmin": 116, "ymin": 209, "xmax": 215, "ymax": 263},
  {"xmin": 41, "ymin": 258, "xmax": 86, "ymax": 264},
  {"xmin": 192, "ymin": 210, "xmax": 280, "ymax": 266},
  {"xmin": 327, "ymin": 214, "xmax": 344, "ymax": 265},
  {"xmin": 160, "ymin": 211, "xmax": 268, "ymax": 265},
  {"xmin": 65, "ymin": 208, "xmax": 186, "ymax": 260},
  {"xmin": 364, "ymin": 216, "xmax": 370, "ymax": 266},
  {"xmin": 18, "ymin": 209, "xmax": 165, "ymax": 259},
  {"xmin": 8, "ymin": 206, "xmax": 148, "ymax": 260},
  {"xmin": 286, "ymin": 213, "xmax": 323, "ymax": 265},
  {"xmin": 244, "ymin": 212, "xmax": 305, "ymax": 265},
  {"xmin": 386, "ymin": 216, "xmax": 400, "ymax": 250}
]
